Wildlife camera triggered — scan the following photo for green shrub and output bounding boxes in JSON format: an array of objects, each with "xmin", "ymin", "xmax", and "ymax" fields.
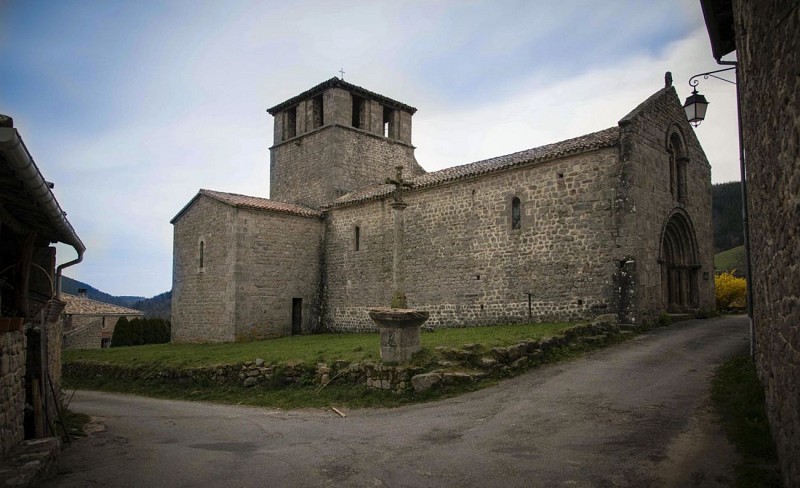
[
  {"xmin": 110, "ymin": 317, "xmax": 130, "ymax": 347},
  {"xmin": 715, "ymin": 270, "xmax": 747, "ymax": 310},
  {"xmin": 111, "ymin": 318, "xmax": 171, "ymax": 347}
]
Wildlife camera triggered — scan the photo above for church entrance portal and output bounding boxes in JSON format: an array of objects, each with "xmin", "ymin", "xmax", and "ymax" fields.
[{"xmin": 660, "ymin": 211, "xmax": 700, "ymax": 312}]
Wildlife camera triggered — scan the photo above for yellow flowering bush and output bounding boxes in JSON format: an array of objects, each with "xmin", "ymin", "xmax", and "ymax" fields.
[{"xmin": 715, "ymin": 271, "xmax": 747, "ymax": 310}]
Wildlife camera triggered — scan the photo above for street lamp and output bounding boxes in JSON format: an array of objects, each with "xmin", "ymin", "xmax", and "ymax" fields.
[
  {"xmin": 683, "ymin": 67, "xmax": 736, "ymax": 126},
  {"xmin": 685, "ymin": 65, "xmax": 755, "ymax": 358},
  {"xmin": 684, "ymin": 88, "xmax": 709, "ymax": 127}
]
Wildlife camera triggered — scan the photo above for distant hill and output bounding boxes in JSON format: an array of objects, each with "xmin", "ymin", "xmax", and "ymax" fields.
[
  {"xmin": 714, "ymin": 245, "xmax": 746, "ymax": 277},
  {"xmin": 131, "ymin": 291, "xmax": 172, "ymax": 320},
  {"xmin": 61, "ymin": 276, "xmax": 144, "ymax": 308},
  {"xmin": 61, "ymin": 276, "xmax": 170, "ymax": 320},
  {"xmin": 712, "ymin": 181, "xmax": 744, "ymax": 253}
]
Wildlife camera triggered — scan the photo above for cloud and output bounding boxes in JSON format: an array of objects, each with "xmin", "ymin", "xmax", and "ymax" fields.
[
  {"xmin": 2, "ymin": 1, "xmax": 738, "ymax": 296},
  {"xmin": 414, "ymin": 26, "xmax": 740, "ymax": 184}
]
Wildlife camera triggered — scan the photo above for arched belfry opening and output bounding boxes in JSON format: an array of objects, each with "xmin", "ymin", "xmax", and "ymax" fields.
[{"xmin": 659, "ymin": 210, "xmax": 700, "ymax": 312}]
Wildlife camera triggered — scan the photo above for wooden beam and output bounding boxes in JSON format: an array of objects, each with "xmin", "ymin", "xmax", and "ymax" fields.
[
  {"xmin": 14, "ymin": 231, "xmax": 36, "ymax": 318},
  {"xmin": 0, "ymin": 203, "xmax": 30, "ymax": 235}
]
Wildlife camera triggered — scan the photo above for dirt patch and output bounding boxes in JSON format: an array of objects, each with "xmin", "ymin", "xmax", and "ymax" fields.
[{"xmin": 651, "ymin": 401, "xmax": 736, "ymax": 487}]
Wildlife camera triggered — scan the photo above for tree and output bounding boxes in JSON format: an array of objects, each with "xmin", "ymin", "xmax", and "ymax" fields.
[{"xmin": 110, "ymin": 316, "xmax": 130, "ymax": 347}]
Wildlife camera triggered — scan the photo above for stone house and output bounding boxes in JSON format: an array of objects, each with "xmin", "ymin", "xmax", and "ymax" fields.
[
  {"xmin": 0, "ymin": 114, "xmax": 85, "ymax": 457},
  {"xmin": 61, "ymin": 290, "xmax": 143, "ymax": 349},
  {"xmin": 171, "ymin": 76, "xmax": 715, "ymax": 343},
  {"xmin": 700, "ymin": 1, "xmax": 799, "ymax": 484}
]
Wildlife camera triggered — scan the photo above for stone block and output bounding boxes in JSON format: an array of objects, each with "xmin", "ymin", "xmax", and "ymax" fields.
[
  {"xmin": 411, "ymin": 373, "xmax": 442, "ymax": 393},
  {"xmin": 479, "ymin": 357, "xmax": 498, "ymax": 369},
  {"xmin": 442, "ymin": 372, "xmax": 472, "ymax": 384}
]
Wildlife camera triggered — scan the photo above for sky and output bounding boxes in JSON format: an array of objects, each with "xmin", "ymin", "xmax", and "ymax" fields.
[{"xmin": 0, "ymin": 0, "xmax": 740, "ymax": 298}]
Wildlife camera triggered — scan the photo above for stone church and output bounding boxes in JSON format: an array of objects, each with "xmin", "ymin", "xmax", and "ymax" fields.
[{"xmin": 171, "ymin": 76, "xmax": 714, "ymax": 343}]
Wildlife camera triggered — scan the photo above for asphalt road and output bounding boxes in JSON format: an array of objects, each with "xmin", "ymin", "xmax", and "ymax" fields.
[{"xmin": 44, "ymin": 315, "xmax": 749, "ymax": 488}]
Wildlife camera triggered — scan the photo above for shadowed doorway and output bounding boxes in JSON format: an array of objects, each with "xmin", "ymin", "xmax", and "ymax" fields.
[{"xmin": 659, "ymin": 211, "xmax": 700, "ymax": 312}]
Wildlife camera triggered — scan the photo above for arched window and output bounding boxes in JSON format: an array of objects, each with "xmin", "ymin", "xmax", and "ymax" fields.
[
  {"xmin": 511, "ymin": 197, "xmax": 521, "ymax": 230},
  {"xmin": 667, "ymin": 130, "xmax": 688, "ymax": 203}
]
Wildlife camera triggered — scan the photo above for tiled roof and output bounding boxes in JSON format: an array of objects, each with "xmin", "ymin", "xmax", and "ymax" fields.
[
  {"xmin": 200, "ymin": 190, "xmax": 322, "ymax": 217},
  {"xmin": 326, "ymin": 126, "xmax": 620, "ymax": 208},
  {"xmin": 171, "ymin": 189, "xmax": 322, "ymax": 223},
  {"xmin": 267, "ymin": 77, "xmax": 417, "ymax": 115},
  {"xmin": 61, "ymin": 293, "xmax": 143, "ymax": 316}
]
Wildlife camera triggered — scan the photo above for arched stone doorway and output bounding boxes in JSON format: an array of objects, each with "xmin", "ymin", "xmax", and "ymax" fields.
[{"xmin": 659, "ymin": 210, "xmax": 700, "ymax": 312}]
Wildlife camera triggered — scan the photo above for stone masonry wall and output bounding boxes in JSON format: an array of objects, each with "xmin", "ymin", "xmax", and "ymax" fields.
[
  {"xmin": 63, "ymin": 315, "xmax": 103, "ymax": 349},
  {"xmin": 233, "ymin": 208, "xmax": 323, "ymax": 339},
  {"xmin": 617, "ymin": 87, "xmax": 715, "ymax": 322},
  {"xmin": 270, "ymin": 124, "xmax": 420, "ymax": 210},
  {"xmin": 733, "ymin": 1, "xmax": 799, "ymax": 485},
  {"xmin": 63, "ymin": 315, "xmax": 138, "ymax": 349},
  {"xmin": 324, "ymin": 148, "xmax": 622, "ymax": 331},
  {"xmin": 0, "ymin": 331, "xmax": 25, "ymax": 458},
  {"xmin": 172, "ymin": 197, "xmax": 238, "ymax": 343}
]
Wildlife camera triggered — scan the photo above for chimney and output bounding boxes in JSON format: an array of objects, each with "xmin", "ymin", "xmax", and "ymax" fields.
[{"xmin": 78, "ymin": 288, "xmax": 88, "ymax": 299}]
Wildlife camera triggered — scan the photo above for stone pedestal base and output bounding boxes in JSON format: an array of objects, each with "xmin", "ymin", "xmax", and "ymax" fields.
[{"xmin": 368, "ymin": 308, "xmax": 430, "ymax": 364}]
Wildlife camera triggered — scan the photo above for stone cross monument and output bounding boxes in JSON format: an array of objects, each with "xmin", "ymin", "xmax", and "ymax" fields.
[
  {"xmin": 386, "ymin": 165, "xmax": 413, "ymax": 308},
  {"xmin": 368, "ymin": 166, "xmax": 429, "ymax": 363}
]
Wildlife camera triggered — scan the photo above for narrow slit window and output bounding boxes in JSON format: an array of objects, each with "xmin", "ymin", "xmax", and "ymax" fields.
[
  {"xmin": 677, "ymin": 158, "xmax": 687, "ymax": 203},
  {"xmin": 199, "ymin": 240, "xmax": 205, "ymax": 269},
  {"xmin": 354, "ymin": 226, "xmax": 360, "ymax": 251},
  {"xmin": 511, "ymin": 197, "xmax": 521, "ymax": 230},
  {"xmin": 667, "ymin": 132, "xmax": 687, "ymax": 202}
]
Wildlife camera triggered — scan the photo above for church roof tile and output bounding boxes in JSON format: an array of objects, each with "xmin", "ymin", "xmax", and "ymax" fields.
[
  {"xmin": 267, "ymin": 77, "xmax": 417, "ymax": 115},
  {"xmin": 326, "ymin": 126, "xmax": 620, "ymax": 208},
  {"xmin": 62, "ymin": 293, "xmax": 143, "ymax": 316},
  {"xmin": 199, "ymin": 189, "xmax": 322, "ymax": 218},
  {"xmin": 171, "ymin": 189, "xmax": 322, "ymax": 224}
]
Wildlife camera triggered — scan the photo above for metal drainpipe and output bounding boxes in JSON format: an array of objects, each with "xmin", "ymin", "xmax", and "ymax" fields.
[
  {"xmin": 56, "ymin": 253, "xmax": 84, "ymax": 298},
  {"xmin": 717, "ymin": 59, "xmax": 754, "ymax": 358}
]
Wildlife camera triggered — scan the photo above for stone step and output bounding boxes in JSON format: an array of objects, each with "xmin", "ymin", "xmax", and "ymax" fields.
[
  {"xmin": 0, "ymin": 437, "xmax": 60, "ymax": 487},
  {"xmin": 667, "ymin": 313, "xmax": 695, "ymax": 323}
]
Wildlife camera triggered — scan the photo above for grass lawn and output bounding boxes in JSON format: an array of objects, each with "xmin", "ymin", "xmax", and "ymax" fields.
[
  {"xmin": 714, "ymin": 245, "xmax": 745, "ymax": 274},
  {"xmin": 64, "ymin": 322, "xmax": 576, "ymax": 368},
  {"xmin": 64, "ymin": 322, "xmax": 587, "ymax": 409}
]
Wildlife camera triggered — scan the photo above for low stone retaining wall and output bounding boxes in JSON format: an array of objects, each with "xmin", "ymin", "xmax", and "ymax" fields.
[
  {"xmin": 0, "ymin": 331, "xmax": 26, "ymax": 458},
  {"xmin": 65, "ymin": 322, "xmax": 636, "ymax": 395}
]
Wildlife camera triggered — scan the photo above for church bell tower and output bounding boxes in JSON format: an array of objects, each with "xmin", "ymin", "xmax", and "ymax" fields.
[{"xmin": 266, "ymin": 77, "xmax": 424, "ymax": 209}]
